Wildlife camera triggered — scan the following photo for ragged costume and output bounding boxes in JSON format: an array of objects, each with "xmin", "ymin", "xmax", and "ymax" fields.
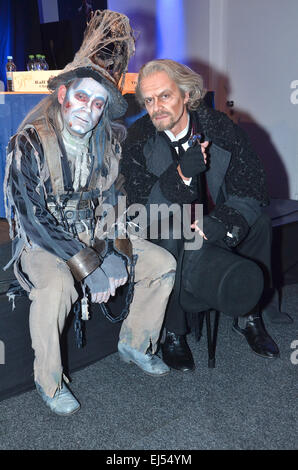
[{"xmin": 3, "ymin": 11, "xmax": 175, "ymax": 415}]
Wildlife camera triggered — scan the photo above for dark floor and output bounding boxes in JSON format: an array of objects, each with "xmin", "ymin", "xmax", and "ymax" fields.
[{"xmin": 0, "ymin": 283, "xmax": 297, "ymax": 451}]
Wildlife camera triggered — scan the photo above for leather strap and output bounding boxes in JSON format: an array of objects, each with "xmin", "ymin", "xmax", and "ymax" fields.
[
  {"xmin": 66, "ymin": 247, "xmax": 101, "ymax": 281},
  {"xmin": 30, "ymin": 119, "xmax": 65, "ymax": 196},
  {"xmin": 114, "ymin": 237, "xmax": 133, "ymax": 261}
]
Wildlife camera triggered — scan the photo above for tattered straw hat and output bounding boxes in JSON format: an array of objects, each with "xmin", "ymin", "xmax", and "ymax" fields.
[{"xmin": 48, "ymin": 9, "xmax": 135, "ymax": 120}]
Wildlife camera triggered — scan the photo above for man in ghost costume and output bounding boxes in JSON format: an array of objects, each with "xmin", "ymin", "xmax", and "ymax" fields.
[{"xmin": 4, "ymin": 10, "xmax": 176, "ymax": 416}]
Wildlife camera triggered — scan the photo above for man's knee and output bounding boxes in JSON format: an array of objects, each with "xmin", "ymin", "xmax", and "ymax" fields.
[
  {"xmin": 147, "ymin": 243, "xmax": 176, "ymax": 281},
  {"xmin": 152, "ymin": 236, "xmax": 183, "ymax": 259},
  {"xmin": 155, "ymin": 245, "xmax": 177, "ymax": 275}
]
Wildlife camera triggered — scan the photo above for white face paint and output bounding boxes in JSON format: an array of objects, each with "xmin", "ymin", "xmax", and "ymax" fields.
[{"xmin": 61, "ymin": 77, "xmax": 109, "ymax": 137}]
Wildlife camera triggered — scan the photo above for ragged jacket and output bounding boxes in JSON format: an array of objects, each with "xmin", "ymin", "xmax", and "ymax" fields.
[
  {"xmin": 120, "ymin": 100, "xmax": 270, "ymax": 247},
  {"xmin": 4, "ymin": 118, "xmax": 123, "ymax": 286}
]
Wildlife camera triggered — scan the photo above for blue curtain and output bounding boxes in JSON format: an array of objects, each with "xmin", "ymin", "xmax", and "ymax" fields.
[
  {"xmin": 0, "ymin": 0, "xmax": 12, "ymax": 90},
  {"xmin": 0, "ymin": 1, "xmax": 107, "ymax": 89},
  {"xmin": 0, "ymin": 0, "xmax": 42, "ymax": 90}
]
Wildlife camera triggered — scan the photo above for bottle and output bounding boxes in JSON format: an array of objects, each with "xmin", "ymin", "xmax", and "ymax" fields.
[
  {"xmin": 34, "ymin": 54, "xmax": 42, "ymax": 70},
  {"xmin": 41, "ymin": 55, "xmax": 49, "ymax": 70},
  {"xmin": 26, "ymin": 55, "xmax": 35, "ymax": 71},
  {"xmin": 6, "ymin": 56, "xmax": 16, "ymax": 92}
]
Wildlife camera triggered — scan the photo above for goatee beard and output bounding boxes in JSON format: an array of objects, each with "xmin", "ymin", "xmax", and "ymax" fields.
[{"xmin": 152, "ymin": 114, "xmax": 175, "ymax": 132}]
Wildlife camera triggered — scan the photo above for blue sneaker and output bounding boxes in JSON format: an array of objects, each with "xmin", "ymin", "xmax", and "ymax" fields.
[
  {"xmin": 118, "ymin": 342, "xmax": 170, "ymax": 376},
  {"xmin": 35, "ymin": 381, "xmax": 81, "ymax": 416}
]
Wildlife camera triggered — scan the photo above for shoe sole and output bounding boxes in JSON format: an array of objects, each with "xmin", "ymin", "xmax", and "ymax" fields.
[
  {"xmin": 232, "ymin": 326, "xmax": 280, "ymax": 359},
  {"xmin": 162, "ymin": 360, "xmax": 195, "ymax": 373},
  {"xmin": 119, "ymin": 354, "xmax": 170, "ymax": 377},
  {"xmin": 53, "ymin": 405, "xmax": 81, "ymax": 417}
]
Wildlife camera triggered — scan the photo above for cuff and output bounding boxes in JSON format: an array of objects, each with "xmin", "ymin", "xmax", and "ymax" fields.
[
  {"xmin": 211, "ymin": 204, "xmax": 249, "ymax": 247},
  {"xmin": 66, "ymin": 247, "xmax": 101, "ymax": 281}
]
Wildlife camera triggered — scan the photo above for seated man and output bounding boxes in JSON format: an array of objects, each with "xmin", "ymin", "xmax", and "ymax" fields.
[
  {"xmin": 120, "ymin": 58, "xmax": 287, "ymax": 372},
  {"xmin": 4, "ymin": 12, "xmax": 176, "ymax": 416}
]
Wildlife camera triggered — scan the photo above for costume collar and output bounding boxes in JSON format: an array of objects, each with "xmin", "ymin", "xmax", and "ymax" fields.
[{"xmin": 164, "ymin": 114, "xmax": 190, "ymax": 142}]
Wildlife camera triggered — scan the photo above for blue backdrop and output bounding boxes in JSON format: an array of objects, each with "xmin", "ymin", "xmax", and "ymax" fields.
[
  {"xmin": 0, "ymin": 93, "xmax": 48, "ymax": 218},
  {"xmin": 0, "ymin": 0, "xmax": 42, "ymax": 89},
  {"xmin": 0, "ymin": 0, "xmax": 12, "ymax": 90}
]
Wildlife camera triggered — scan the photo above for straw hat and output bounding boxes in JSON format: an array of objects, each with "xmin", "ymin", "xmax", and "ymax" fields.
[{"xmin": 48, "ymin": 9, "xmax": 135, "ymax": 120}]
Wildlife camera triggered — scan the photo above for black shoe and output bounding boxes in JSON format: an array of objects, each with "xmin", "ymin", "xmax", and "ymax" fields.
[
  {"xmin": 232, "ymin": 314, "xmax": 279, "ymax": 359},
  {"xmin": 161, "ymin": 331, "xmax": 195, "ymax": 372}
]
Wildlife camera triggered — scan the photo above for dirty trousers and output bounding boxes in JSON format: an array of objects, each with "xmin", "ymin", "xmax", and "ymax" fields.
[{"xmin": 20, "ymin": 237, "xmax": 176, "ymax": 397}]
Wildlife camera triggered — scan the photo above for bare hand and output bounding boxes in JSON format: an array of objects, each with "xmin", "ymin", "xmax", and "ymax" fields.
[
  {"xmin": 191, "ymin": 220, "xmax": 208, "ymax": 240},
  {"xmin": 90, "ymin": 275, "xmax": 127, "ymax": 303},
  {"xmin": 200, "ymin": 141, "xmax": 209, "ymax": 164},
  {"xmin": 107, "ymin": 276, "xmax": 128, "ymax": 297},
  {"xmin": 91, "ymin": 289, "xmax": 111, "ymax": 304}
]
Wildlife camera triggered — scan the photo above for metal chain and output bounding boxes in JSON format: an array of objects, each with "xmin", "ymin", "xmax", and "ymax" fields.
[
  {"xmin": 73, "ymin": 300, "xmax": 84, "ymax": 348},
  {"xmin": 99, "ymin": 253, "xmax": 138, "ymax": 323}
]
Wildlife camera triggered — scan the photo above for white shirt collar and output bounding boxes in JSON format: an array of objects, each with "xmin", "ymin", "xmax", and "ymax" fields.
[{"xmin": 164, "ymin": 114, "xmax": 190, "ymax": 142}]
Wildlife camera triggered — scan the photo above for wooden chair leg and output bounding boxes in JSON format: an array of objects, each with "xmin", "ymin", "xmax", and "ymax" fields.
[{"xmin": 205, "ymin": 310, "xmax": 220, "ymax": 368}]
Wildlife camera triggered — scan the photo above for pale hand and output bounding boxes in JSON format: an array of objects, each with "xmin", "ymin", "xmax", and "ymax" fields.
[{"xmin": 191, "ymin": 220, "xmax": 207, "ymax": 240}]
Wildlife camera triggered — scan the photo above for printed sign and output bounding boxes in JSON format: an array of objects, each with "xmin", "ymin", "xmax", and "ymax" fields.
[
  {"xmin": 10, "ymin": 71, "xmax": 138, "ymax": 94},
  {"xmin": 11, "ymin": 70, "xmax": 61, "ymax": 93}
]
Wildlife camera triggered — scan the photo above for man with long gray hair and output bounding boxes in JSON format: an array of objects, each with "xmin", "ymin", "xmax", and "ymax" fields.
[
  {"xmin": 4, "ymin": 13, "xmax": 176, "ymax": 416},
  {"xmin": 121, "ymin": 58, "xmax": 289, "ymax": 372}
]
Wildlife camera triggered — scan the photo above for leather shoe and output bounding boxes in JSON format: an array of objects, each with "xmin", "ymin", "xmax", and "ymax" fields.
[
  {"xmin": 232, "ymin": 314, "xmax": 279, "ymax": 359},
  {"xmin": 35, "ymin": 381, "xmax": 81, "ymax": 416},
  {"xmin": 118, "ymin": 342, "xmax": 170, "ymax": 376},
  {"xmin": 161, "ymin": 331, "xmax": 195, "ymax": 372}
]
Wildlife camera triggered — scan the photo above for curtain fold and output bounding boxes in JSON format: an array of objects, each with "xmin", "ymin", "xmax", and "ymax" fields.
[
  {"xmin": 0, "ymin": 0, "xmax": 12, "ymax": 89},
  {"xmin": 0, "ymin": 0, "xmax": 42, "ymax": 89}
]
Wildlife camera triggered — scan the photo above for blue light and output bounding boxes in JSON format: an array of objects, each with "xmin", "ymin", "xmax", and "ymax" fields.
[{"xmin": 156, "ymin": 0, "xmax": 185, "ymax": 61}]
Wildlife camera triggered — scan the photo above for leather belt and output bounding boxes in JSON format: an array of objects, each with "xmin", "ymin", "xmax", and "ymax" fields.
[{"xmin": 47, "ymin": 194, "xmax": 95, "ymax": 234}]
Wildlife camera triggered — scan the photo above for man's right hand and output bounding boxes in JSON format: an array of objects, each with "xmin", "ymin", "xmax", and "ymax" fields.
[
  {"xmin": 84, "ymin": 252, "xmax": 128, "ymax": 303},
  {"xmin": 178, "ymin": 141, "xmax": 209, "ymax": 178}
]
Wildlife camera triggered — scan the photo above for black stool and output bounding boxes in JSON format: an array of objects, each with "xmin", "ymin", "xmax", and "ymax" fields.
[
  {"xmin": 182, "ymin": 286, "xmax": 220, "ymax": 368},
  {"xmin": 180, "ymin": 244, "xmax": 265, "ymax": 368}
]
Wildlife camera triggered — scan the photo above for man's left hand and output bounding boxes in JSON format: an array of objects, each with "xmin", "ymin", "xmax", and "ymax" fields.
[
  {"xmin": 100, "ymin": 252, "xmax": 128, "ymax": 296},
  {"xmin": 178, "ymin": 141, "xmax": 209, "ymax": 179}
]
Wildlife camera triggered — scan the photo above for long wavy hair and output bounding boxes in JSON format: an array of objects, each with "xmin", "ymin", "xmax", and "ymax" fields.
[
  {"xmin": 135, "ymin": 59, "xmax": 205, "ymax": 111},
  {"xmin": 17, "ymin": 79, "xmax": 127, "ymax": 170}
]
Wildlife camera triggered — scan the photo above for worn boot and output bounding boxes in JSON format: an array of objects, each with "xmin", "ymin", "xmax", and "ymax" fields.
[
  {"xmin": 118, "ymin": 342, "xmax": 170, "ymax": 376},
  {"xmin": 35, "ymin": 381, "xmax": 81, "ymax": 416}
]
